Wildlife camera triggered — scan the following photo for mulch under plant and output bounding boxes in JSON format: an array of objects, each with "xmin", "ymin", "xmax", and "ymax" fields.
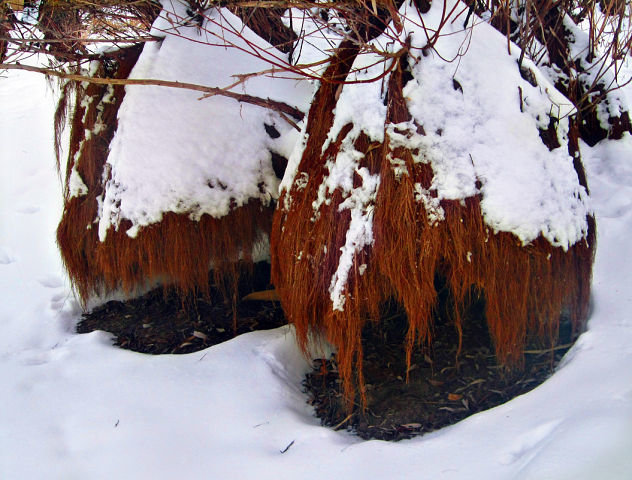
[
  {"xmin": 304, "ymin": 293, "xmax": 576, "ymax": 441},
  {"xmin": 77, "ymin": 265, "xmax": 577, "ymax": 441},
  {"xmin": 76, "ymin": 263, "xmax": 286, "ymax": 354}
]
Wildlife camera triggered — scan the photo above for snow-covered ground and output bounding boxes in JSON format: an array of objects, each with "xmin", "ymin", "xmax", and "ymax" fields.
[{"xmin": 2, "ymin": 47, "xmax": 632, "ymax": 480}]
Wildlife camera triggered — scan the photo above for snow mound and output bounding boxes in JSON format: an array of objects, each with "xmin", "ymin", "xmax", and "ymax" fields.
[
  {"xmin": 404, "ymin": 2, "xmax": 590, "ymax": 249},
  {"xmin": 283, "ymin": 0, "xmax": 592, "ymax": 251},
  {"xmin": 98, "ymin": 5, "xmax": 314, "ymax": 240}
]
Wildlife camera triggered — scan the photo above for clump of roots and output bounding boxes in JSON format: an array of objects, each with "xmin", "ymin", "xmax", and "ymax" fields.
[
  {"xmin": 271, "ymin": 45, "xmax": 595, "ymax": 410},
  {"xmin": 56, "ymin": 44, "xmax": 274, "ymax": 310}
]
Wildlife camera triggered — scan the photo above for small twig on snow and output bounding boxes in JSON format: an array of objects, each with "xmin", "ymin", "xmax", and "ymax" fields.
[{"xmin": 280, "ymin": 440, "xmax": 295, "ymax": 453}]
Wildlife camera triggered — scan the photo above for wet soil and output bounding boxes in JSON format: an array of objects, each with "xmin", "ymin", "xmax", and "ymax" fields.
[
  {"xmin": 304, "ymin": 295, "xmax": 575, "ymax": 441},
  {"xmin": 77, "ymin": 265, "xmax": 576, "ymax": 441},
  {"xmin": 77, "ymin": 263, "xmax": 286, "ymax": 354}
]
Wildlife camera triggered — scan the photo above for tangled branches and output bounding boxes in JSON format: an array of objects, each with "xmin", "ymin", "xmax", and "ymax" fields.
[
  {"xmin": 488, "ymin": 0, "xmax": 632, "ymax": 142},
  {"xmin": 1, "ymin": 0, "xmax": 161, "ymax": 65},
  {"xmin": 1, "ymin": 0, "xmax": 631, "ymax": 140}
]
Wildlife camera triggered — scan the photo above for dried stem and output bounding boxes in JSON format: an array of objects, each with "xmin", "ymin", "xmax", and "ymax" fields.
[{"xmin": 0, "ymin": 61, "xmax": 305, "ymax": 122}]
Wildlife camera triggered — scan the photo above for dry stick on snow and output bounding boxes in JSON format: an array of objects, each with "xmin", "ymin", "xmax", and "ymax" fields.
[
  {"xmin": 0, "ymin": 36, "xmax": 159, "ymax": 44},
  {"xmin": 0, "ymin": 62, "xmax": 305, "ymax": 126}
]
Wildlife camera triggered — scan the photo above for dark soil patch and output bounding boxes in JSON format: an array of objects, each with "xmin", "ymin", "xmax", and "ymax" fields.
[
  {"xmin": 304, "ymin": 292, "xmax": 577, "ymax": 441},
  {"xmin": 77, "ymin": 266, "xmax": 577, "ymax": 441},
  {"xmin": 77, "ymin": 263, "xmax": 286, "ymax": 354}
]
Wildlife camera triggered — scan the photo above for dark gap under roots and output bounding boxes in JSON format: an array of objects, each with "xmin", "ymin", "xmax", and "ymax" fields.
[
  {"xmin": 304, "ymin": 276, "xmax": 580, "ymax": 441},
  {"xmin": 77, "ymin": 262, "xmax": 286, "ymax": 354}
]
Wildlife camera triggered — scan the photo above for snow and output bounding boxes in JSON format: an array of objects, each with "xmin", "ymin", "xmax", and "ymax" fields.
[
  {"xmin": 563, "ymin": 12, "xmax": 630, "ymax": 133},
  {"xmin": 328, "ymin": 166, "xmax": 379, "ymax": 311},
  {"xmin": 281, "ymin": 7, "xmax": 346, "ymax": 77},
  {"xmin": 303, "ymin": 53, "xmax": 386, "ymax": 310},
  {"xmin": 400, "ymin": 2, "xmax": 588, "ymax": 248},
  {"xmin": 98, "ymin": 4, "xmax": 314, "ymax": 240},
  {"xmin": 2, "ymin": 7, "xmax": 632, "ymax": 480}
]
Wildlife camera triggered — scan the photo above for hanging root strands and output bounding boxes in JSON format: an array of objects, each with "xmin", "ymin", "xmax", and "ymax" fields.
[{"xmin": 271, "ymin": 45, "xmax": 595, "ymax": 410}]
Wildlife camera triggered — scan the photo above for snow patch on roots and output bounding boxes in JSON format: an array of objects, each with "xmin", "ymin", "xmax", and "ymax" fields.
[
  {"xmin": 310, "ymin": 134, "xmax": 381, "ymax": 312},
  {"xmin": 329, "ymin": 167, "xmax": 379, "ymax": 311},
  {"xmin": 68, "ymin": 168, "xmax": 88, "ymax": 199},
  {"xmin": 401, "ymin": 4, "xmax": 590, "ymax": 249},
  {"xmin": 305, "ymin": 53, "xmax": 387, "ymax": 311},
  {"xmin": 97, "ymin": 6, "xmax": 312, "ymax": 241}
]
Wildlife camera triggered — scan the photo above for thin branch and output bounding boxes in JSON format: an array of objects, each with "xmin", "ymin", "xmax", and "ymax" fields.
[
  {"xmin": 0, "ymin": 61, "xmax": 305, "ymax": 124},
  {"xmin": 0, "ymin": 36, "xmax": 160, "ymax": 44}
]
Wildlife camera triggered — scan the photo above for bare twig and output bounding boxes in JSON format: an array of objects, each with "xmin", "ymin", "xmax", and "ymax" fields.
[
  {"xmin": 280, "ymin": 440, "xmax": 295, "ymax": 453},
  {"xmin": 0, "ymin": 61, "xmax": 305, "ymax": 123},
  {"xmin": 0, "ymin": 36, "xmax": 160, "ymax": 44},
  {"xmin": 523, "ymin": 343, "xmax": 573, "ymax": 354},
  {"xmin": 332, "ymin": 412, "xmax": 354, "ymax": 430}
]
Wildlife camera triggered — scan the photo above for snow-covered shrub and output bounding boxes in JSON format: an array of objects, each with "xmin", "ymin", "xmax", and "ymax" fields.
[{"xmin": 271, "ymin": 1, "xmax": 597, "ymax": 406}]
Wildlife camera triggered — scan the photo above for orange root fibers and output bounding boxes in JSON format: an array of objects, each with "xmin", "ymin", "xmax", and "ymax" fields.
[
  {"xmin": 57, "ymin": 45, "xmax": 273, "ymax": 306},
  {"xmin": 271, "ymin": 50, "xmax": 595, "ymax": 408}
]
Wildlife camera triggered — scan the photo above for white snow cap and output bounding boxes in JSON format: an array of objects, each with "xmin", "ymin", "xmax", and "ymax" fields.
[
  {"xmin": 305, "ymin": 0, "xmax": 590, "ymax": 254},
  {"xmin": 98, "ymin": 4, "xmax": 314, "ymax": 241},
  {"xmin": 403, "ymin": 1, "xmax": 590, "ymax": 250}
]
